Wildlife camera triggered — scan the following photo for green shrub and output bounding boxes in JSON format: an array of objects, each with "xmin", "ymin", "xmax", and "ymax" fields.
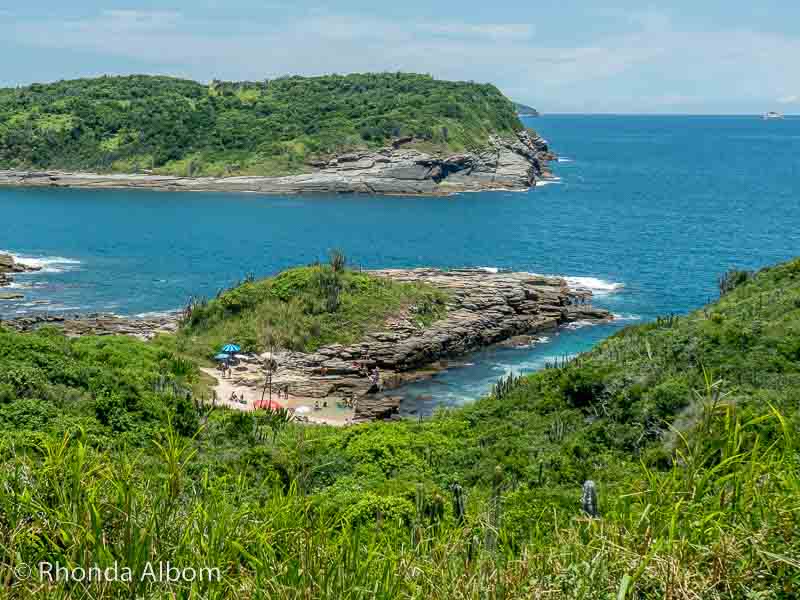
[{"xmin": 342, "ymin": 492, "xmax": 415, "ymax": 527}]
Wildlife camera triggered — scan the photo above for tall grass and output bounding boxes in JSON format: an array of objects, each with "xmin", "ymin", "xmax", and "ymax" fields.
[{"xmin": 2, "ymin": 388, "xmax": 796, "ymax": 598}]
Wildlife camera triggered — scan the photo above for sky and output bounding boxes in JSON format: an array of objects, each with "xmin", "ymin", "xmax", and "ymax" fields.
[{"xmin": 1, "ymin": 1, "xmax": 798, "ymax": 114}]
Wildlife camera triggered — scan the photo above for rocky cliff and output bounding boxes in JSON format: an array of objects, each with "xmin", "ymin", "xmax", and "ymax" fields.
[{"xmin": 0, "ymin": 131, "xmax": 555, "ymax": 196}]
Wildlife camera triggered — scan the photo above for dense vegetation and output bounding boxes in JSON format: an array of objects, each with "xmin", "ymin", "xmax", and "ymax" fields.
[
  {"xmin": 175, "ymin": 255, "xmax": 449, "ymax": 360},
  {"xmin": 1, "ymin": 258, "xmax": 799, "ymax": 598},
  {"xmin": 0, "ymin": 73, "xmax": 522, "ymax": 177}
]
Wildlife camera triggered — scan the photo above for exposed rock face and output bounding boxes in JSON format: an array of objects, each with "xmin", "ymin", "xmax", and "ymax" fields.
[
  {"xmin": 2, "ymin": 313, "xmax": 178, "ymax": 340},
  {"xmin": 0, "ymin": 253, "xmax": 40, "ymax": 288},
  {"xmin": 0, "ymin": 131, "xmax": 556, "ymax": 196},
  {"xmin": 3, "ymin": 268, "xmax": 611, "ymax": 421},
  {"xmin": 219, "ymin": 269, "xmax": 611, "ymax": 421},
  {"xmin": 355, "ymin": 396, "xmax": 402, "ymax": 421},
  {"xmin": 284, "ymin": 269, "xmax": 608, "ymax": 375}
]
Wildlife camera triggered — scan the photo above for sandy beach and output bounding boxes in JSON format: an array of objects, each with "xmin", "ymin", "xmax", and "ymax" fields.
[{"xmin": 201, "ymin": 367, "xmax": 353, "ymax": 426}]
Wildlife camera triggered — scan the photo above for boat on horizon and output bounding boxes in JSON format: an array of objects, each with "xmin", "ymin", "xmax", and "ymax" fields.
[{"xmin": 762, "ymin": 111, "xmax": 784, "ymax": 120}]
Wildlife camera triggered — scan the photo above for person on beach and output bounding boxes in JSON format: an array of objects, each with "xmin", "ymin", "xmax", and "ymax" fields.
[
  {"xmin": 370, "ymin": 366, "xmax": 382, "ymax": 392},
  {"xmin": 230, "ymin": 391, "xmax": 238, "ymax": 404}
]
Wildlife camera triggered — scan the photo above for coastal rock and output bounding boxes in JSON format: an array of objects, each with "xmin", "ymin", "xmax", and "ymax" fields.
[
  {"xmin": 2, "ymin": 313, "xmax": 178, "ymax": 340},
  {"xmin": 0, "ymin": 253, "xmax": 40, "ymax": 274},
  {"xmin": 0, "ymin": 130, "xmax": 557, "ymax": 196},
  {"xmin": 3, "ymin": 269, "xmax": 611, "ymax": 421},
  {"xmin": 0, "ymin": 292, "xmax": 24, "ymax": 300},
  {"xmin": 272, "ymin": 269, "xmax": 611, "ymax": 417},
  {"xmin": 355, "ymin": 396, "xmax": 402, "ymax": 421},
  {"xmin": 0, "ymin": 253, "xmax": 40, "ymax": 288}
]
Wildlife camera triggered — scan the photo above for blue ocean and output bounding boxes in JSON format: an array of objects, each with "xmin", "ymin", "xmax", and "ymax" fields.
[{"xmin": 2, "ymin": 115, "xmax": 799, "ymax": 410}]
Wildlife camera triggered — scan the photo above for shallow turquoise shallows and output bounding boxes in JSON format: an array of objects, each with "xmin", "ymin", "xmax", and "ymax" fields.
[{"xmin": 2, "ymin": 115, "xmax": 799, "ymax": 411}]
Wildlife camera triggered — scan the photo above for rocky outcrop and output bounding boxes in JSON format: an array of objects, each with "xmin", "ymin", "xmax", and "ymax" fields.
[
  {"xmin": 2, "ymin": 268, "xmax": 611, "ymax": 421},
  {"xmin": 0, "ymin": 131, "xmax": 556, "ymax": 196},
  {"xmin": 210, "ymin": 269, "xmax": 611, "ymax": 420},
  {"xmin": 0, "ymin": 253, "xmax": 40, "ymax": 289},
  {"xmin": 355, "ymin": 396, "xmax": 402, "ymax": 421},
  {"xmin": 283, "ymin": 269, "xmax": 608, "ymax": 375},
  {"xmin": 2, "ymin": 313, "xmax": 178, "ymax": 340}
]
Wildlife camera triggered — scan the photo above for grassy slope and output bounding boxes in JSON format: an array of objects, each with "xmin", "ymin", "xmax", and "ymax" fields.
[
  {"xmin": 173, "ymin": 264, "xmax": 449, "ymax": 361},
  {"xmin": 1, "ymin": 259, "xmax": 799, "ymax": 598},
  {"xmin": 0, "ymin": 73, "xmax": 523, "ymax": 177}
]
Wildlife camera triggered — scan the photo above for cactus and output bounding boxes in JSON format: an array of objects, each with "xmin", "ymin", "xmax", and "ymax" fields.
[
  {"xmin": 451, "ymin": 483, "xmax": 466, "ymax": 524},
  {"xmin": 581, "ymin": 480, "xmax": 599, "ymax": 517}
]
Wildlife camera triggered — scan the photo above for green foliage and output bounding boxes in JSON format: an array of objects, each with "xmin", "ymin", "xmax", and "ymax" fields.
[
  {"xmin": 342, "ymin": 492, "xmax": 415, "ymax": 527},
  {"xmin": 0, "ymin": 327, "xmax": 202, "ymax": 443},
  {"xmin": 718, "ymin": 267, "xmax": 753, "ymax": 295},
  {"xmin": 0, "ymin": 73, "xmax": 522, "ymax": 176},
  {"xmin": 2, "ymin": 258, "xmax": 800, "ymax": 597},
  {"xmin": 178, "ymin": 264, "xmax": 449, "ymax": 358}
]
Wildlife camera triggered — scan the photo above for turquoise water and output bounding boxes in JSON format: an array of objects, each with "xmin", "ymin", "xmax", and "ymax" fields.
[{"xmin": 2, "ymin": 115, "xmax": 799, "ymax": 409}]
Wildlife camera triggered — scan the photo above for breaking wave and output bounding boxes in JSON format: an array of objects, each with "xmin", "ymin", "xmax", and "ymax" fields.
[
  {"xmin": 563, "ymin": 276, "xmax": 625, "ymax": 295},
  {"xmin": 4, "ymin": 251, "xmax": 82, "ymax": 274}
]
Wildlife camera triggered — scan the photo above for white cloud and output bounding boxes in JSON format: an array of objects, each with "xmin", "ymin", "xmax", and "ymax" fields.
[
  {"xmin": 100, "ymin": 10, "xmax": 183, "ymax": 30},
  {"xmin": 3, "ymin": 9, "xmax": 800, "ymax": 112},
  {"xmin": 420, "ymin": 23, "xmax": 535, "ymax": 41},
  {"xmin": 777, "ymin": 95, "xmax": 799, "ymax": 104}
]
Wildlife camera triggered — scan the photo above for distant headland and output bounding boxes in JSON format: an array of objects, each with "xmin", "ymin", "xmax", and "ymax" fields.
[
  {"xmin": 0, "ymin": 73, "xmax": 556, "ymax": 195},
  {"xmin": 513, "ymin": 102, "xmax": 540, "ymax": 117}
]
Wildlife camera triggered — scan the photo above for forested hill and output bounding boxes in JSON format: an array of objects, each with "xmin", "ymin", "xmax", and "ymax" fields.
[{"xmin": 0, "ymin": 73, "xmax": 523, "ymax": 177}]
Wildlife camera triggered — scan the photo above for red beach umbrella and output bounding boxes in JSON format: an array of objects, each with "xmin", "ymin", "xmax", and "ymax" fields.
[{"xmin": 253, "ymin": 399, "xmax": 284, "ymax": 411}]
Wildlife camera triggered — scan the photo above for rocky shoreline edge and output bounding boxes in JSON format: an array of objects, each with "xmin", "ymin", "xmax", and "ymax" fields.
[
  {"xmin": 0, "ymin": 131, "xmax": 555, "ymax": 196},
  {"xmin": 2, "ymin": 268, "xmax": 611, "ymax": 421},
  {"xmin": 0, "ymin": 253, "xmax": 40, "ymax": 298}
]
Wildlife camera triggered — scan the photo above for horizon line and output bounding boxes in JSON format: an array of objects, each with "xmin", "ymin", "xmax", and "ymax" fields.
[{"xmin": 526, "ymin": 112, "xmax": 799, "ymax": 117}]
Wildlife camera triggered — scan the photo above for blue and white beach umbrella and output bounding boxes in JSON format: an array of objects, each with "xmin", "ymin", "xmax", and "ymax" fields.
[
  {"xmin": 222, "ymin": 344, "xmax": 241, "ymax": 353},
  {"xmin": 214, "ymin": 353, "xmax": 231, "ymax": 361}
]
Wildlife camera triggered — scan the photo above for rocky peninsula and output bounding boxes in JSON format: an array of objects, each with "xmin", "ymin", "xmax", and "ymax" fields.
[
  {"xmin": 205, "ymin": 269, "xmax": 610, "ymax": 420},
  {"xmin": 0, "ymin": 131, "xmax": 555, "ymax": 196},
  {"xmin": 2, "ymin": 267, "xmax": 610, "ymax": 420}
]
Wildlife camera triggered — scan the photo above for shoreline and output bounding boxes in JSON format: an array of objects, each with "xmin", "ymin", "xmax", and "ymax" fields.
[
  {"xmin": 2, "ymin": 268, "xmax": 611, "ymax": 421},
  {"xmin": 0, "ymin": 131, "xmax": 556, "ymax": 197}
]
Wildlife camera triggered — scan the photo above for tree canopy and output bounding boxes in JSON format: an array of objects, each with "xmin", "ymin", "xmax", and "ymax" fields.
[{"xmin": 0, "ymin": 73, "xmax": 522, "ymax": 177}]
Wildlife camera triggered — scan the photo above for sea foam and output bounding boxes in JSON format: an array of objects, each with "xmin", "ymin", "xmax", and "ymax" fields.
[
  {"xmin": 563, "ymin": 276, "xmax": 625, "ymax": 295},
  {"xmin": 612, "ymin": 313, "xmax": 642, "ymax": 322},
  {"xmin": 4, "ymin": 251, "xmax": 82, "ymax": 274}
]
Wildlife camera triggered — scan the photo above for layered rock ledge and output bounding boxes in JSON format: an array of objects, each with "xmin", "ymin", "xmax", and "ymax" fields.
[
  {"xmin": 2, "ymin": 313, "xmax": 178, "ymax": 339},
  {"xmin": 2, "ymin": 268, "xmax": 611, "ymax": 420},
  {"xmin": 206, "ymin": 269, "xmax": 611, "ymax": 420},
  {"xmin": 0, "ymin": 131, "xmax": 555, "ymax": 196}
]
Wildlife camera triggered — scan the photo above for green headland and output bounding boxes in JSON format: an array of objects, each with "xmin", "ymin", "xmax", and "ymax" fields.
[{"xmin": 0, "ymin": 73, "xmax": 523, "ymax": 177}]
